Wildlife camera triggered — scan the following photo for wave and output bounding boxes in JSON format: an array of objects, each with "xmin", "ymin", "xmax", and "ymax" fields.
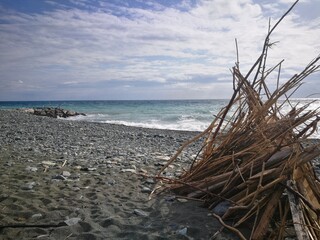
[
  {"xmin": 67, "ymin": 114, "xmax": 209, "ymax": 132},
  {"xmin": 64, "ymin": 99, "xmax": 320, "ymax": 138}
]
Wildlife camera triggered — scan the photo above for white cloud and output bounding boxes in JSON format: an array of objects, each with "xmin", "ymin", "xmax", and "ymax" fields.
[{"xmin": 0, "ymin": 0, "xmax": 319, "ymax": 100}]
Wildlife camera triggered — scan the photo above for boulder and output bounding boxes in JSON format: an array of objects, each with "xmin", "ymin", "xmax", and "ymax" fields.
[{"xmin": 32, "ymin": 107, "xmax": 86, "ymax": 118}]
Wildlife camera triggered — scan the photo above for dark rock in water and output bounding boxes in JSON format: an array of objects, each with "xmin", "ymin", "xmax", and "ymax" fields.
[{"xmin": 32, "ymin": 107, "xmax": 86, "ymax": 118}]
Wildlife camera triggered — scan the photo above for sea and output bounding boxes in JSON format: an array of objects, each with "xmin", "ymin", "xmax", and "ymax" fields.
[{"xmin": 0, "ymin": 99, "xmax": 319, "ymax": 138}]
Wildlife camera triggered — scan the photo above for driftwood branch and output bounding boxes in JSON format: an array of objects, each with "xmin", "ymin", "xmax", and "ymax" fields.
[{"xmin": 155, "ymin": 0, "xmax": 320, "ymax": 239}]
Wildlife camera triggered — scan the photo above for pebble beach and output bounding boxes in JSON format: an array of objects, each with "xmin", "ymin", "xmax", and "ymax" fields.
[{"xmin": 0, "ymin": 109, "xmax": 237, "ymax": 240}]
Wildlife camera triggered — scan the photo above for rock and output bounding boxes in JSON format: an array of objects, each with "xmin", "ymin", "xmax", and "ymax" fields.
[
  {"xmin": 80, "ymin": 167, "xmax": 97, "ymax": 171},
  {"xmin": 155, "ymin": 155, "xmax": 170, "ymax": 161},
  {"xmin": 212, "ymin": 201, "xmax": 231, "ymax": 216},
  {"xmin": 120, "ymin": 169, "xmax": 136, "ymax": 173},
  {"xmin": 176, "ymin": 227, "xmax": 188, "ymax": 236},
  {"xmin": 141, "ymin": 186, "xmax": 152, "ymax": 193},
  {"xmin": 164, "ymin": 195, "xmax": 176, "ymax": 202},
  {"xmin": 133, "ymin": 209, "xmax": 149, "ymax": 217},
  {"xmin": 31, "ymin": 213, "xmax": 43, "ymax": 219},
  {"xmin": 64, "ymin": 217, "xmax": 81, "ymax": 226},
  {"xmin": 21, "ymin": 182, "xmax": 36, "ymax": 190},
  {"xmin": 72, "ymin": 187, "xmax": 81, "ymax": 192},
  {"xmin": 42, "ymin": 161, "xmax": 56, "ymax": 166},
  {"xmin": 140, "ymin": 168, "xmax": 147, "ymax": 173},
  {"xmin": 22, "ymin": 108, "xmax": 35, "ymax": 114},
  {"xmin": 52, "ymin": 175, "xmax": 67, "ymax": 181},
  {"xmin": 176, "ymin": 198, "xmax": 188, "ymax": 203},
  {"xmin": 107, "ymin": 179, "xmax": 116, "ymax": 186},
  {"xmin": 26, "ymin": 166, "xmax": 38, "ymax": 172},
  {"xmin": 0, "ymin": 194, "xmax": 9, "ymax": 202},
  {"xmin": 145, "ymin": 178, "xmax": 156, "ymax": 184},
  {"xmin": 4, "ymin": 162, "xmax": 12, "ymax": 167},
  {"xmin": 113, "ymin": 157, "xmax": 123, "ymax": 162},
  {"xmin": 62, "ymin": 171, "xmax": 71, "ymax": 177},
  {"xmin": 32, "ymin": 107, "xmax": 86, "ymax": 118}
]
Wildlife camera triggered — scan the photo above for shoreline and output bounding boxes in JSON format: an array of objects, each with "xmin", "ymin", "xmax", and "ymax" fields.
[{"xmin": 0, "ymin": 109, "xmax": 233, "ymax": 239}]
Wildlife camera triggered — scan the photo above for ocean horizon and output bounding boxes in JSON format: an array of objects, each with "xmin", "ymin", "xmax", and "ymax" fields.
[{"xmin": 1, "ymin": 98, "xmax": 319, "ymax": 138}]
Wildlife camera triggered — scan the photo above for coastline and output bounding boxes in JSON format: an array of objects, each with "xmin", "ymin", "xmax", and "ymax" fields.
[{"xmin": 0, "ymin": 109, "xmax": 233, "ymax": 239}]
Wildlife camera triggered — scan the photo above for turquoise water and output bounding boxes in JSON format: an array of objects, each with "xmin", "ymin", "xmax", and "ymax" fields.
[
  {"xmin": 0, "ymin": 100, "xmax": 228, "ymax": 131},
  {"xmin": 1, "ymin": 99, "xmax": 319, "ymax": 136}
]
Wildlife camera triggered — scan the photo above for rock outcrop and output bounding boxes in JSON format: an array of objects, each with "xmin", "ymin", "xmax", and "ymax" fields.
[{"xmin": 29, "ymin": 107, "xmax": 86, "ymax": 118}]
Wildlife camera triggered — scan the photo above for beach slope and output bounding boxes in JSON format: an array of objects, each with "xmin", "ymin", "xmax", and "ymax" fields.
[{"xmin": 0, "ymin": 110, "xmax": 234, "ymax": 240}]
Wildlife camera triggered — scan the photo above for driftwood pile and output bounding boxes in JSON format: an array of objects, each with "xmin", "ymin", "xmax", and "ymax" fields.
[{"xmin": 156, "ymin": 1, "xmax": 320, "ymax": 239}]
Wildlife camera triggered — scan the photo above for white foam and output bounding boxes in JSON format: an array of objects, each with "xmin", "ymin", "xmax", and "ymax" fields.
[
  {"xmin": 65, "ymin": 99, "xmax": 320, "ymax": 138},
  {"xmin": 101, "ymin": 119, "xmax": 209, "ymax": 132}
]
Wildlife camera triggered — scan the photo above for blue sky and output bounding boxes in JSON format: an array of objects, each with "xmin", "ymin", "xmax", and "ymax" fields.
[{"xmin": 0, "ymin": 0, "xmax": 319, "ymax": 100}]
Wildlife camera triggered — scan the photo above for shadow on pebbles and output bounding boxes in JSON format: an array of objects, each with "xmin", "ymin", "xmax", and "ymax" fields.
[{"xmin": 0, "ymin": 110, "xmax": 237, "ymax": 239}]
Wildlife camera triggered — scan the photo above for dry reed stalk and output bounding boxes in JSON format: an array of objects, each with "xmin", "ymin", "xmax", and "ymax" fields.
[{"xmin": 155, "ymin": 0, "xmax": 320, "ymax": 239}]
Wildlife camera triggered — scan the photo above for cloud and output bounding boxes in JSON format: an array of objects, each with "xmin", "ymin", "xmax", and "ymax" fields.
[{"xmin": 0, "ymin": 0, "xmax": 319, "ymax": 100}]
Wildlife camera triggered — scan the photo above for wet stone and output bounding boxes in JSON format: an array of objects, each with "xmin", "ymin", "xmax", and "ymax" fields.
[{"xmin": 141, "ymin": 186, "xmax": 152, "ymax": 193}]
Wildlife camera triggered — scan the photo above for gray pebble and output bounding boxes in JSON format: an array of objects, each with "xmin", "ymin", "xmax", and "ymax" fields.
[
  {"xmin": 141, "ymin": 186, "xmax": 152, "ymax": 193},
  {"xmin": 26, "ymin": 166, "xmax": 38, "ymax": 172},
  {"xmin": 21, "ymin": 182, "xmax": 36, "ymax": 190},
  {"xmin": 52, "ymin": 175, "xmax": 67, "ymax": 180},
  {"xmin": 62, "ymin": 171, "xmax": 71, "ymax": 177},
  {"xmin": 133, "ymin": 209, "xmax": 149, "ymax": 217},
  {"xmin": 120, "ymin": 169, "xmax": 136, "ymax": 173},
  {"xmin": 64, "ymin": 217, "xmax": 81, "ymax": 226},
  {"xmin": 31, "ymin": 213, "xmax": 43, "ymax": 219},
  {"xmin": 145, "ymin": 178, "xmax": 156, "ymax": 184}
]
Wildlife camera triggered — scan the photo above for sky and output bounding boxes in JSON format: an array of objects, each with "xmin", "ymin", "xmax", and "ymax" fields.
[{"xmin": 0, "ymin": 0, "xmax": 319, "ymax": 101}]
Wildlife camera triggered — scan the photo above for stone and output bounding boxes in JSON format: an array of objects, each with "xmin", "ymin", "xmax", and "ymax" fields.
[
  {"xmin": 145, "ymin": 178, "xmax": 155, "ymax": 184},
  {"xmin": 62, "ymin": 171, "xmax": 71, "ymax": 177},
  {"xmin": 33, "ymin": 107, "xmax": 86, "ymax": 118},
  {"xmin": 52, "ymin": 175, "xmax": 67, "ymax": 181},
  {"xmin": 155, "ymin": 155, "xmax": 170, "ymax": 161},
  {"xmin": 21, "ymin": 182, "xmax": 36, "ymax": 190},
  {"xmin": 42, "ymin": 161, "xmax": 56, "ymax": 166},
  {"xmin": 176, "ymin": 227, "xmax": 188, "ymax": 236},
  {"xmin": 23, "ymin": 108, "xmax": 35, "ymax": 114},
  {"xmin": 140, "ymin": 168, "xmax": 147, "ymax": 173},
  {"xmin": 164, "ymin": 195, "xmax": 175, "ymax": 202},
  {"xmin": 176, "ymin": 198, "xmax": 188, "ymax": 203},
  {"xmin": 72, "ymin": 187, "xmax": 81, "ymax": 192},
  {"xmin": 154, "ymin": 161, "xmax": 169, "ymax": 167},
  {"xmin": 4, "ymin": 162, "xmax": 12, "ymax": 167},
  {"xmin": 31, "ymin": 213, "xmax": 43, "ymax": 219},
  {"xmin": 26, "ymin": 166, "xmax": 38, "ymax": 172},
  {"xmin": 120, "ymin": 169, "xmax": 136, "ymax": 173},
  {"xmin": 80, "ymin": 167, "xmax": 97, "ymax": 171},
  {"xmin": 133, "ymin": 209, "xmax": 149, "ymax": 217},
  {"xmin": 141, "ymin": 186, "xmax": 152, "ymax": 193},
  {"xmin": 64, "ymin": 217, "xmax": 81, "ymax": 226},
  {"xmin": 107, "ymin": 179, "xmax": 116, "ymax": 186},
  {"xmin": 213, "ymin": 201, "xmax": 231, "ymax": 216}
]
